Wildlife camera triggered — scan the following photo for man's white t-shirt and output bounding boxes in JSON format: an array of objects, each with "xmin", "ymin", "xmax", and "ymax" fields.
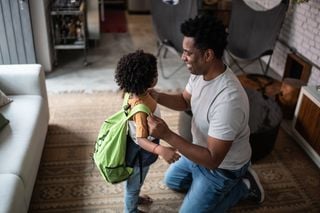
[{"xmin": 185, "ymin": 67, "xmax": 251, "ymax": 170}]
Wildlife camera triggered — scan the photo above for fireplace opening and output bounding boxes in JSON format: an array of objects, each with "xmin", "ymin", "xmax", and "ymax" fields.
[
  {"xmin": 283, "ymin": 53, "xmax": 311, "ymax": 84},
  {"xmin": 277, "ymin": 53, "xmax": 311, "ymax": 119}
]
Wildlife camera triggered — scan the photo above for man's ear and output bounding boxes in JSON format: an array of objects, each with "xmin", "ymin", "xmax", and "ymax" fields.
[{"xmin": 204, "ymin": 49, "xmax": 215, "ymax": 62}]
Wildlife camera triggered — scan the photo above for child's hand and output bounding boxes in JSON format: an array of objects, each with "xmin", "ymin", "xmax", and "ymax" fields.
[{"xmin": 157, "ymin": 145, "xmax": 180, "ymax": 164}]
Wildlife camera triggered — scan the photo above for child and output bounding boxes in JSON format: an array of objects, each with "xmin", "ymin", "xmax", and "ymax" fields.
[{"xmin": 114, "ymin": 50, "xmax": 180, "ymax": 213}]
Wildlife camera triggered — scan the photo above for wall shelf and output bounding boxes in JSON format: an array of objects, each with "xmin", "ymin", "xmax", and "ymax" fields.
[
  {"xmin": 292, "ymin": 86, "xmax": 320, "ymax": 168},
  {"xmin": 50, "ymin": 0, "xmax": 88, "ymax": 66}
]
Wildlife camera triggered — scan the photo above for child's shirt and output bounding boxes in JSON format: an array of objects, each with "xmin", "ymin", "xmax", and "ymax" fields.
[{"xmin": 128, "ymin": 93, "xmax": 161, "ymax": 143}]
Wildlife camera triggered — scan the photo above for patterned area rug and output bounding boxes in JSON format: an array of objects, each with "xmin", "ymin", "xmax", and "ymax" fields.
[{"xmin": 29, "ymin": 92, "xmax": 320, "ymax": 212}]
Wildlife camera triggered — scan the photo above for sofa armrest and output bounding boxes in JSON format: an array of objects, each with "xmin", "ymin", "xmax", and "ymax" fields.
[{"xmin": 0, "ymin": 64, "xmax": 47, "ymax": 99}]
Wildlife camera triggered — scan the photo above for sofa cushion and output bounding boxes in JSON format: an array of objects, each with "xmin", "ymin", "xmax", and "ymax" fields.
[
  {"xmin": 0, "ymin": 64, "xmax": 46, "ymax": 97},
  {"xmin": 0, "ymin": 89, "xmax": 13, "ymax": 108},
  {"xmin": 0, "ymin": 174, "xmax": 26, "ymax": 213},
  {"xmin": 0, "ymin": 95, "xmax": 48, "ymax": 206}
]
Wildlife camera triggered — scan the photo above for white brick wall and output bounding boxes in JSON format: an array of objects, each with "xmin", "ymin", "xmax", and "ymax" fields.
[{"xmin": 253, "ymin": 0, "xmax": 320, "ymax": 86}]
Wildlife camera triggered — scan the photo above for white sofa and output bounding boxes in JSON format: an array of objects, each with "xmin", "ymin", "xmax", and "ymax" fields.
[{"xmin": 0, "ymin": 64, "xmax": 49, "ymax": 213}]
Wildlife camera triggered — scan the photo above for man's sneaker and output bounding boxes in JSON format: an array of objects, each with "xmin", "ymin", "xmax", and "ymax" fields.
[{"xmin": 244, "ymin": 166, "xmax": 265, "ymax": 203}]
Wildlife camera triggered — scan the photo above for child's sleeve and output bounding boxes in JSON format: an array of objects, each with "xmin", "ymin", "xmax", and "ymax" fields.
[{"xmin": 133, "ymin": 112, "xmax": 149, "ymax": 138}]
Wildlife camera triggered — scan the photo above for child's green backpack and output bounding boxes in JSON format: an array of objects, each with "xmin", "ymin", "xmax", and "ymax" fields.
[{"xmin": 93, "ymin": 93, "xmax": 150, "ymax": 184}]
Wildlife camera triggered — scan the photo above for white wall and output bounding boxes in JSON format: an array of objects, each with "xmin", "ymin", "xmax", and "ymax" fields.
[
  {"xmin": 29, "ymin": 0, "xmax": 53, "ymax": 72},
  {"xmin": 254, "ymin": 0, "xmax": 320, "ymax": 86}
]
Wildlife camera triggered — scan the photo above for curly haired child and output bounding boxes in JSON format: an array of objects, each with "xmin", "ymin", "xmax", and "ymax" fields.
[{"xmin": 115, "ymin": 50, "xmax": 180, "ymax": 213}]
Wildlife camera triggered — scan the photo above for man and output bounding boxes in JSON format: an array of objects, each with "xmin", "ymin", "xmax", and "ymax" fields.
[{"xmin": 147, "ymin": 14, "xmax": 264, "ymax": 212}]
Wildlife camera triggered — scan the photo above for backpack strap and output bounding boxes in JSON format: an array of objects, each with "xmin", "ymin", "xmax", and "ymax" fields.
[
  {"xmin": 122, "ymin": 92, "xmax": 151, "ymax": 118},
  {"xmin": 138, "ymin": 150, "xmax": 143, "ymax": 184},
  {"xmin": 128, "ymin": 103, "xmax": 150, "ymax": 184},
  {"xmin": 128, "ymin": 104, "xmax": 151, "ymax": 117},
  {"xmin": 123, "ymin": 93, "xmax": 151, "ymax": 184},
  {"xmin": 122, "ymin": 93, "xmax": 130, "ymax": 109},
  {"xmin": 122, "ymin": 92, "xmax": 151, "ymax": 115}
]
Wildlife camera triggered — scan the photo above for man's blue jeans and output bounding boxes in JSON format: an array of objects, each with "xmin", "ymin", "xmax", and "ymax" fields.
[{"xmin": 164, "ymin": 156, "xmax": 250, "ymax": 212}]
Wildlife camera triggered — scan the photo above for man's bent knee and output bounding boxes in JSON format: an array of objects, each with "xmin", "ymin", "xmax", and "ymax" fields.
[{"xmin": 164, "ymin": 172, "xmax": 190, "ymax": 192}]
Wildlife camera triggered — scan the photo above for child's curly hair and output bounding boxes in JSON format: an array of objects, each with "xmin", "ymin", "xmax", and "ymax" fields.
[{"xmin": 115, "ymin": 50, "xmax": 157, "ymax": 96}]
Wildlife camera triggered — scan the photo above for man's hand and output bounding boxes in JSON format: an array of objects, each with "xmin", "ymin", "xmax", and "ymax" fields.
[{"xmin": 147, "ymin": 114, "xmax": 171, "ymax": 140}]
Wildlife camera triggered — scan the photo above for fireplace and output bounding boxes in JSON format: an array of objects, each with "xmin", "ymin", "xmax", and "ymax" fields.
[
  {"xmin": 283, "ymin": 53, "xmax": 311, "ymax": 84},
  {"xmin": 278, "ymin": 53, "xmax": 312, "ymax": 119}
]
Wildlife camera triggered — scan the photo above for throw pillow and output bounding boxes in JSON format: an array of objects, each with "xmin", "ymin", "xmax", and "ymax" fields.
[
  {"xmin": 0, "ymin": 113, "xmax": 9, "ymax": 131},
  {"xmin": 0, "ymin": 89, "xmax": 13, "ymax": 108}
]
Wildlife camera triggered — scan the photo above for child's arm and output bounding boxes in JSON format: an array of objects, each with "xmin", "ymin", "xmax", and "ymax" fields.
[
  {"xmin": 134, "ymin": 110, "xmax": 180, "ymax": 163},
  {"xmin": 137, "ymin": 137, "xmax": 180, "ymax": 164}
]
